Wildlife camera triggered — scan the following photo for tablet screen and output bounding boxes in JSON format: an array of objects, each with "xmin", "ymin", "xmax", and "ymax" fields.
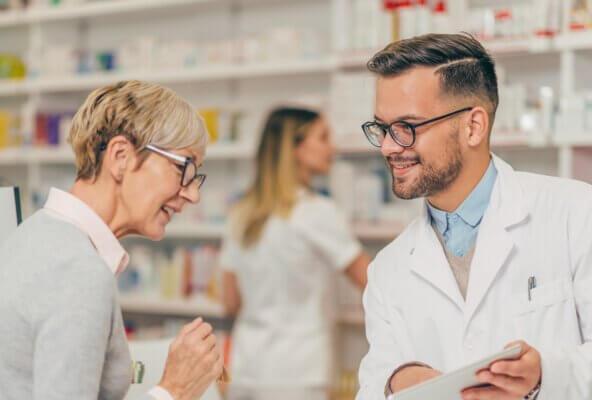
[{"xmin": 390, "ymin": 345, "xmax": 522, "ymax": 400}]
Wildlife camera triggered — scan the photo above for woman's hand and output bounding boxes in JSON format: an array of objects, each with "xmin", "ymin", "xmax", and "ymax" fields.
[{"xmin": 158, "ymin": 318, "xmax": 224, "ymax": 400}]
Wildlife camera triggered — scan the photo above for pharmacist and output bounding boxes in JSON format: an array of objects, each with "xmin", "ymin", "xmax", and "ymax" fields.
[
  {"xmin": 357, "ymin": 34, "xmax": 592, "ymax": 400},
  {"xmin": 0, "ymin": 80, "xmax": 224, "ymax": 400},
  {"xmin": 220, "ymin": 107, "xmax": 371, "ymax": 400}
]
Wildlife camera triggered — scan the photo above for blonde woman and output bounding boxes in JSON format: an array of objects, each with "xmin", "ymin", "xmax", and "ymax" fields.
[
  {"xmin": 0, "ymin": 81, "xmax": 223, "ymax": 400},
  {"xmin": 221, "ymin": 107, "xmax": 371, "ymax": 400}
]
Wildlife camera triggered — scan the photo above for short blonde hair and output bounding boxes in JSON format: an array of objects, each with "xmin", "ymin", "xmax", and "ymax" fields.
[{"xmin": 68, "ymin": 80, "xmax": 208, "ymax": 180}]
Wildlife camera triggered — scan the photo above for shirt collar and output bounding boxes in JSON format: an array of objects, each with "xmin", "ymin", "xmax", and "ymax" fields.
[
  {"xmin": 43, "ymin": 188, "xmax": 129, "ymax": 275},
  {"xmin": 427, "ymin": 160, "xmax": 498, "ymax": 230},
  {"xmin": 428, "ymin": 203, "xmax": 448, "ymax": 233}
]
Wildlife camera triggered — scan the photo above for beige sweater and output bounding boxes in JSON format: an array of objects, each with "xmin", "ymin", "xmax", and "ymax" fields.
[{"xmin": 432, "ymin": 224, "xmax": 476, "ymax": 299}]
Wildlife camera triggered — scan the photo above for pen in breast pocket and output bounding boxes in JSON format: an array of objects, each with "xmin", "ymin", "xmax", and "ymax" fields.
[{"xmin": 528, "ymin": 276, "xmax": 537, "ymax": 302}]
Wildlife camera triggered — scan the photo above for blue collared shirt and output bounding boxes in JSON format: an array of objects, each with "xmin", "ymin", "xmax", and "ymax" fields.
[{"xmin": 427, "ymin": 161, "xmax": 497, "ymax": 257}]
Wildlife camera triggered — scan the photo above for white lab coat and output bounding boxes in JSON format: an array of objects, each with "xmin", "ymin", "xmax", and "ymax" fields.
[
  {"xmin": 357, "ymin": 155, "xmax": 592, "ymax": 400},
  {"xmin": 220, "ymin": 190, "xmax": 362, "ymax": 389}
]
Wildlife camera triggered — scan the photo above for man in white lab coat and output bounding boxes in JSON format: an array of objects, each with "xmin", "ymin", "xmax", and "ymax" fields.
[{"xmin": 357, "ymin": 33, "xmax": 592, "ymax": 400}]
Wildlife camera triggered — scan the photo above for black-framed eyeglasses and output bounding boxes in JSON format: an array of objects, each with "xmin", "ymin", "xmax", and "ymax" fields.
[
  {"xmin": 362, "ymin": 107, "xmax": 473, "ymax": 148},
  {"xmin": 145, "ymin": 144, "xmax": 206, "ymax": 189}
]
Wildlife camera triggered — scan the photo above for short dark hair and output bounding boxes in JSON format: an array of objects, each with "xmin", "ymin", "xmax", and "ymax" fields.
[{"xmin": 368, "ymin": 33, "xmax": 499, "ymax": 118}]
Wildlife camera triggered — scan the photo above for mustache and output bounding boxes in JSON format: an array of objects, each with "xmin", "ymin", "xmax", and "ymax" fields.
[{"xmin": 386, "ymin": 155, "xmax": 421, "ymax": 164}]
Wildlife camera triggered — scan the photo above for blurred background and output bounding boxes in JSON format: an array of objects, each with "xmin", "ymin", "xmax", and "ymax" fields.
[{"xmin": 2, "ymin": 0, "xmax": 592, "ymax": 399}]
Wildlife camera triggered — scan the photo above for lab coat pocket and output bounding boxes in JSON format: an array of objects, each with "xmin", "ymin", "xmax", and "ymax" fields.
[
  {"xmin": 512, "ymin": 279, "xmax": 577, "ymax": 345},
  {"xmin": 514, "ymin": 279, "xmax": 572, "ymax": 315}
]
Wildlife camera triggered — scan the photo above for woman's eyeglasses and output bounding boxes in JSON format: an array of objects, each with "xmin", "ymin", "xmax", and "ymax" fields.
[{"xmin": 145, "ymin": 144, "xmax": 206, "ymax": 189}]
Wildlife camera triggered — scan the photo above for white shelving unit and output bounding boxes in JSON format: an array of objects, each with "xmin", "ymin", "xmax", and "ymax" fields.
[
  {"xmin": 162, "ymin": 220, "xmax": 405, "ymax": 242},
  {"xmin": 352, "ymin": 221, "xmax": 406, "ymax": 242},
  {"xmin": 120, "ymin": 293, "xmax": 365, "ymax": 325},
  {"xmin": 3, "ymin": 1, "xmax": 592, "ymax": 391},
  {"xmin": 0, "ymin": 0, "xmax": 216, "ymax": 27},
  {"xmin": 1, "ymin": 0, "xmax": 591, "ymax": 272},
  {"xmin": 119, "ymin": 293, "xmax": 226, "ymax": 318},
  {"xmin": 0, "ymin": 141, "xmax": 256, "ymax": 165},
  {"xmin": 553, "ymin": 134, "xmax": 592, "ymax": 147},
  {"xmin": 165, "ymin": 222, "xmax": 225, "ymax": 239},
  {"xmin": 0, "ymin": 59, "xmax": 337, "ymax": 97},
  {"xmin": 554, "ymin": 31, "xmax": 592, "ymax": 51}
]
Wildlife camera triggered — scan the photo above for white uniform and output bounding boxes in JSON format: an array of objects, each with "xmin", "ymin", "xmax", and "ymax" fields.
[
  {"xmin": 220, "ymin": 190, "xmax": 362, "ymax": 396},
  {"xmin": 357, "ymin": 155, "xmax": 592, "ymax": 400}
]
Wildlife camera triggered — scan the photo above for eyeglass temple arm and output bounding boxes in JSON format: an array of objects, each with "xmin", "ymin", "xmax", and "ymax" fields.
[
  {"xmin": 145, "ymin": 144, "xmax": 189, "ymax": 164},
  {"xmin": 412, "ymin": 107, "xmax": 473, "ymax": 128}
]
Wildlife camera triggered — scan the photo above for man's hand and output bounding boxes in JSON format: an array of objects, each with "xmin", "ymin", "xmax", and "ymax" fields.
[
  {"xmin": 462, "ymin": 341, "xmax": 541, "ymax": 400},
  {"xmin": 390, "ymin": 365, "xmax": 442, "ymax": 393}
]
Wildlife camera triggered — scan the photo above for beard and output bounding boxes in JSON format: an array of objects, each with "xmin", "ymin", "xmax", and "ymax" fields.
[{"xmin": 388, "ymin": 129, "xmax": 463, "ymax": 200}]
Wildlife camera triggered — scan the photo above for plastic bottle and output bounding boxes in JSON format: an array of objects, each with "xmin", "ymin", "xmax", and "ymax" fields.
[
  {"xmin": 415, "ymin": 0, "xmax": 432, "ymax": 36},
  {"xmin": 432, "ymin": 0, "xmax": 452, "ymax": 34},
  {"xmin": 398, "ymin": 1, "xmax": 416, "ymax": 40}
]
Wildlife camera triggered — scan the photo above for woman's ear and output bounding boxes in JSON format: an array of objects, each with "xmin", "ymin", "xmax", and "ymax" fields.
[{"xmin": 103, "ymin": 136, "xmax": 135, "ymax": 183}]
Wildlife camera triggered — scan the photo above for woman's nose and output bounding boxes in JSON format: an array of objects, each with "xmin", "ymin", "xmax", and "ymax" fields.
[{"xmin": 180, "ymin": 182, "xmax": 200, "ymax": 204}]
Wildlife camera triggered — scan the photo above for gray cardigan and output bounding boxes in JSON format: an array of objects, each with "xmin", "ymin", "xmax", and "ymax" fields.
[{"xmin": 0, "ymin": 210, "xmax": 135, "ymax": 400}]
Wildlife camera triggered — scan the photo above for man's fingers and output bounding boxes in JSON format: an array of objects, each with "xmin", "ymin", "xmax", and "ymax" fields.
[
  {"xmin": 490, "ymin": 359, "xmax": 527, "ymax": 378},
  {"xmin": 505, "ymin": 340, "xmax": 529, "ymax": 357},
  {"xmin": 477, "ymin": 370, "xmax": 527, "ymax": 394},
  {"xmin": 462, "ymin": 385, "xmax": 516, "ymax": 400}
]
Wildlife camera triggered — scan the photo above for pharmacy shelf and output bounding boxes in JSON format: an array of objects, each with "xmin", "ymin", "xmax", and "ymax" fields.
[
  {"xmin": 165, "ymin": 222, "xmax": 225, "ymax": 239},
  {"xmin": 481, "ymin": 36, "xmax": 553, "ymax": 56},
  {"xmin": 334, "ymin": 36, "xmax": 556, "ymax": 71},
  {"xmin": 352, "ymin": 221, "xmax": 406, "ymax": 242},
  {"xmin": 335, "ymin": 49, "xmax": 378, "ymax": 70},
  {"xmin": 120, "ymin": 294, "xmax": 227, "ymax": 318},
  {"xmin": 336, "ymin": 133, "xmax": 553, "ymax": 154},
  {"xmin": 491, "ymin": 133, "xmax": 550, "ymax": 148},
  {"xmin": 207, "ymin": 141, "xmax": 255, "ymax": 160},
  {"xmin": 554, "ymin": 31, "xmax": 592, "ymax": 51},
  {"xmin": 0, "ymin": 59, "xmax": 336, "ymax": 97},
  {"xmin": 335, "ymin": 135, "xmax": 375, "ymax": 155},
  {"xmin": 162, "ymin": 220, "xmax": 406, "ymax": 242},
  {"xmin": 0, "ymin": 80, "xmax": 28, "ymax": 97},
  {"xmin": 2, "ymin": 134, "xmax": 577, "ymax": 167},
  {"xmin": 0, "ymin": 142, "xmax": 255, "ymax": 166},
  {"xmin": 120, "ymin": 294, "xmax": 364, "ymax": 324},
  {"xmin": 0, "ymin": 0, "xmax": 216, "ymax": 28},
  {"xmin": 0, "ymin": 146, "xmax": 73, "ymax": 165},
  {"xmin": 552, "ymin": 134, "xmax": 592, "ymax": 147}
]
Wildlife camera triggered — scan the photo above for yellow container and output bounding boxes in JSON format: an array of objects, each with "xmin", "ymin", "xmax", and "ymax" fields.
[
  {"xmin": 198, "ymin": 108, "xmax": 219, "ymax": 143},
  {"xmin": 0, "ymin": 54, "xmax": 26, "ymax": 80},
  {"xmin": 0, "ymin": 111, "xmax": 10, "ymax": 149}
]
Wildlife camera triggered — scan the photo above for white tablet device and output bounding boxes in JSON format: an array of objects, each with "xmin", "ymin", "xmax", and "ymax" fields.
[
  {"xmin": 0, "ymin": 186, "xmax": 22, "ymax": 246},
  {"xmin": 388, "ymin": 344, "xmax": 522, "ymax": 400}
]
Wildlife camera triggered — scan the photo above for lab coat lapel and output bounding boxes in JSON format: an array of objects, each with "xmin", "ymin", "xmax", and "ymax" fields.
[
  {"xmin": 409, "ymin": 206, "xmax": 465, "ymax": 312},
  {"xmin": 463, "ymin": 155, "xmax": 529, "ymax": 325}
]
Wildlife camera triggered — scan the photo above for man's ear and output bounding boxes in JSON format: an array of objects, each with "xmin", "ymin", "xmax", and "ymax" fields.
[
  {"xmin": 465, "ymin": 106, "xmax": 490, "ymax": 148},
  {"xmin": 103, "ymin": 136, "xmax": 135, "ymax": 183}
]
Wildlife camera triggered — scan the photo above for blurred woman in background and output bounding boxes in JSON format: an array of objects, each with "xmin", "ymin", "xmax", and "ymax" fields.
[{"xmin": 220, "ymin": 107, "xmax": 370, "ymax": 400}]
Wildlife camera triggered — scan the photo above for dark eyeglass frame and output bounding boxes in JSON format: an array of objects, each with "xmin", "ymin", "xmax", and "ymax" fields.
[
  {"xmin": 362, "ymin": 107, "xmax": 474, "ymax": 148},
  {"xmin": 145, "ymin": 144, "xmax": 206, "ymax": 189}
]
